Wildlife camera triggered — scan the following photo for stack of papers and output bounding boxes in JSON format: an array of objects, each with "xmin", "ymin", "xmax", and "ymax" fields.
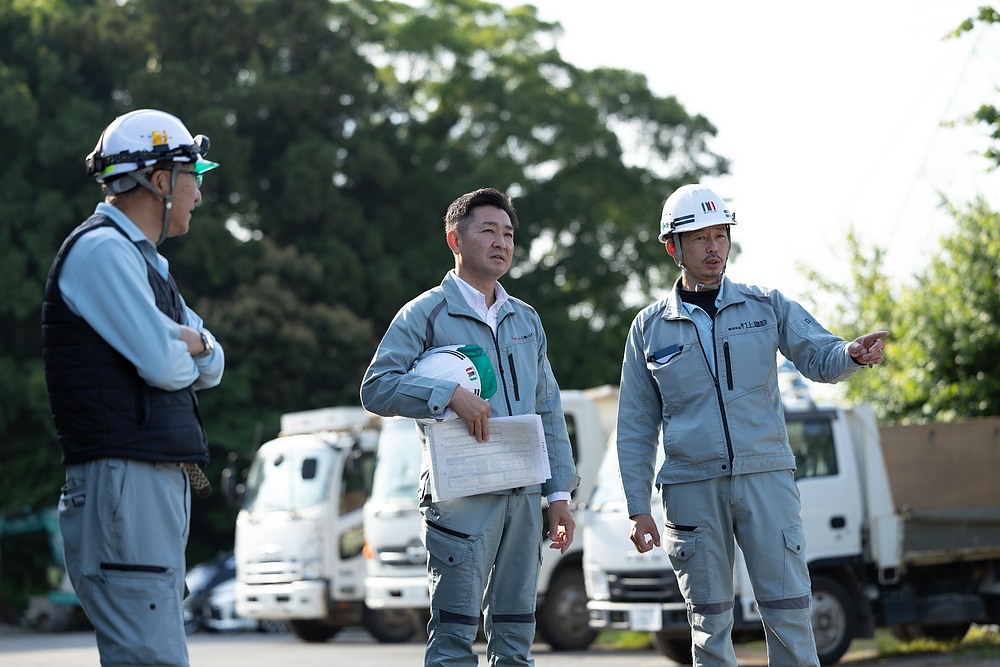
[{"xmin": 425, "ymin": 415, "xmax": 551, "ymax": 502}]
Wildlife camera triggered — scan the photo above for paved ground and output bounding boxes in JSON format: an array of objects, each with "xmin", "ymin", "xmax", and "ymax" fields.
[{"xmin": 1, "ymin": 624, "xmax": 998, "ymax": 667}]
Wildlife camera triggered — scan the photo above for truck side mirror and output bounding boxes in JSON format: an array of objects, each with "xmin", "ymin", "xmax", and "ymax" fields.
[{"xmin": 220, "ymin": 451, "xmax": 245, "ymax": 507}]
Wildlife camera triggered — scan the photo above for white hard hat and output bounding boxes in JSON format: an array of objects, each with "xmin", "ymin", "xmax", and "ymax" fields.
[
  {"xmin": 412, "ymin": 345, "xmax": 497, "ymax": 399},
  {"xmin": 85, "ymin": 109, "xmax": 218, "ymax": 187},
  {"xmin": 658, "ymin": 184, "xmax": 735, "ymax": 242}
]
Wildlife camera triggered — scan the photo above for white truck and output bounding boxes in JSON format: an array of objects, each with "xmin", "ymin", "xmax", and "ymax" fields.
[
  {"xmin": 232, "ymin": 406, "xmax": 420, "ymax": 643},
  {"xmin": 583, "ymin": 403, "xmax": 1000, "ymax": 665},
  {"xmin": 362, "ymin": 386, "xmax": 619, "ymax": 650}
]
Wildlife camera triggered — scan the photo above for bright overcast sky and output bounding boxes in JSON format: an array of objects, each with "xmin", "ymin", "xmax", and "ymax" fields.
[{"xmin": 500, "ymin": 0, "xmax": 1000, "ymax": 309}]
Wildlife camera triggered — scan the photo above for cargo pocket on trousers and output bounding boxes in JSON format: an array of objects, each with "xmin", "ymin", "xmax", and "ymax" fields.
[
  {"xmin": 782, "ymin": 524, "xmax": 811, "ymax": 597},
  {"xmin": 665, "ymin": 530, "xmax": 710, "ymax": 603},
  {"xmin": 425, "ymin": 523, "xmax": 480, "ymax": 612},
  {"xmin": 83, "ymin": 563, "xmax": 182, "ymax": 665}
]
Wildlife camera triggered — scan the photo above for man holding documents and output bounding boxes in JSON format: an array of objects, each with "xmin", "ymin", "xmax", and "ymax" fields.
[{"xmin": 361, "ymin": 187, "xmax": 579, "ymax": 667}]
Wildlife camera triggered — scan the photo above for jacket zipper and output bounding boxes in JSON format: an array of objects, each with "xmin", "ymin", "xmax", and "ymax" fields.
[
  {"xmin": 491, "ymin": 332, "xmax": 513, "ymax": 416},
  {"xmin": 507, "ymin": 353, "xmax": 520, "ymax": 402},
  {"xmin": 709, "ymin": 324, "xmax": 735, "ymax": 470},
  {"xmin": 723, "ymin": 341, "xmax": 733, "ymax": 390}
]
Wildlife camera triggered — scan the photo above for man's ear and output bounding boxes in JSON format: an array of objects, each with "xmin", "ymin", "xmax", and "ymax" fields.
[
  {"xmin": 446, "ymin": 230, "xmax": 461, "ymax": 254},
  {"xmin": 148, "ymin": 169, "xmax": 170, "ymax": 195},
  {"xmin": 665, "ymin": 237, "xmax": 677, "ymax": 260}
]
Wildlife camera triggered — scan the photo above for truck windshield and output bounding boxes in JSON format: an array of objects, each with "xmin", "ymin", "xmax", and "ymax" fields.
[
  {"xmin": 242, "ymin": 446, "xmax": 336, "ymax": 513},
  {"xmin": 589, "ymin": 411, "xmax": 838, "ymax": 511},
  {"xmin": 370, "ymin": 418, "xmax": 422, "ymax": 502}
]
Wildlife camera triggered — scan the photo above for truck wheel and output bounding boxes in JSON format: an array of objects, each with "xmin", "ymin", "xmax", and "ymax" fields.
[
  {"xmin": 535, "ymin": 567, "xmax": 599, "ymax": 651},
  {"xmin": 365, "ymin": 607, "xmax": 419, "ymax": 643},
  {"xmin": 652, "ymin": 630, "xmax": 693, "ymax": 664},
  {"xmin": 288, "ymin": 619, "xmax": 340, "ymax": 643},
  {"xmin": 810, "ymin": 575, "xmax": 856, "ymax": 665}
]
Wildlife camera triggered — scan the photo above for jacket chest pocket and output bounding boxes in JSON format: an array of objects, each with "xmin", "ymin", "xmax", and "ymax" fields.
[
  {"xmin": 647, "ymin": 343, "xmax": 706, "ymax": 408},
  {"xmin": 719, "ymin": 325, "xmax": 778, "ymax": 394},
  {"xmin": 499, "ymin": 338, "xmax": 538, "ymax": 403}
]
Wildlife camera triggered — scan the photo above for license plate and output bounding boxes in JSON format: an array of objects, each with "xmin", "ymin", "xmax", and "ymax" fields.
[
  {"xmin": 402, "ymin": 586, "xmax": 428, "ymax": 602},
  {"xmin": 629, "ymin": 604, "xmax": 662, "ymax": 631}
]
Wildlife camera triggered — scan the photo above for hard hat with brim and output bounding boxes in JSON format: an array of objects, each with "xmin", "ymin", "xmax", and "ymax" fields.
[
  {"xmin": 658, "ymin": 184, "xmax": 736, "ymax": 242},
  {"xmin": 412, "ymin": 344, "xmax": 497, "ymax": 399}
]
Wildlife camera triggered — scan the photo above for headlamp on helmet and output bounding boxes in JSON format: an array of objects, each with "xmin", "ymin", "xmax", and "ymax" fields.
[{"xmin": 85, "ymin": 109, "xmax": 219, "ymax": 192}]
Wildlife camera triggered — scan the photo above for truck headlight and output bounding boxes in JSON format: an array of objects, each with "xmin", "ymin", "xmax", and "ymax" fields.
[
  {"xmin": 301, "ymin": 537, "xmax": 322, "ymax": 579},
  {"xmin": 302, "ymin": 557, "xmax": 322, "ymax": 579},
  {"xmin": 585, "ymin": 566, "xmax": 609, "ymax": 600}
]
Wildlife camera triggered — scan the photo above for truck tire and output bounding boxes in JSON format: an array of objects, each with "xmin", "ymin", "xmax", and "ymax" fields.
[
  {"xmin": 652, "ymin": 630, "xmax": 693, "ymax": 664},
  {"xmin": 364, "ymin": 607, "xmax": 419, "ymax": 643},
  {"xmin": 810, "ymin": 575, "xmax": 856, "ymax": 665},
  {"xmin": 890, "ymin": 622, "xmax": 971, "ymax": 643},
  {"xmin": 288, "ymin": 619, "xmax": 340, "ymax": 642},
  {"xmin": 535, "ymin": 567, "xmax": 599, "ymax": 651}
]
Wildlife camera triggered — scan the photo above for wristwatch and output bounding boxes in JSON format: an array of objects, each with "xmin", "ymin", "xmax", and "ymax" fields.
[{"xmin": 194, "ymin": 331, "xmax": 214, "ymax": 359}]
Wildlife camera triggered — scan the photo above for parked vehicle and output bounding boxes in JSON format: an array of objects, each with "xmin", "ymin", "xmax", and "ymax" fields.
[
  {"xmin": 583, "ymin": 404, "xmax": 1000, "ymax": 665},
  {"xmin": 184, "ymin": 551, "xmax": 286, "ymax": 634},
  {"xmin": 362, "ymin": 386, "xmax": 618, "ymax": 651},
  {"xmin": 1, "ymin": 507, "xmax": 88, "ymax": 632},
  {"xmin": 232, "ymin": 407, "xmax": 420, "ymax": 643}
]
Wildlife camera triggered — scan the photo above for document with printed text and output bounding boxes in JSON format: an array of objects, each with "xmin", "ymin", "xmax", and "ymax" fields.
[{"xmin": 425, "ymin": 415, "xmax": 551, "ymax": 502}]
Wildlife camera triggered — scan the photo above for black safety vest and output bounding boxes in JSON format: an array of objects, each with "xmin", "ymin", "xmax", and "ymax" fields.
[{"xmin": 41, "ymin": 214, "xmax": 209, "ymax": 465}]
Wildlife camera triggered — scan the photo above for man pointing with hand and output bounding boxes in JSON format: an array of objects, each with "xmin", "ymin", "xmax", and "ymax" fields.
[{"xmin": 617, "ymin": 184, "xmax": 887, "ymax": 667}]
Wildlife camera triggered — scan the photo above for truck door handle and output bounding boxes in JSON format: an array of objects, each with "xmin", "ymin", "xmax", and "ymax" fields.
[{"xmin": 830, "ymin": 516, "xmax": 846, "ymax": 529}]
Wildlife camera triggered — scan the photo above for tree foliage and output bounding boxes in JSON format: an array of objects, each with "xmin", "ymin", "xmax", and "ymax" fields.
[
  {"xmin": 805, "ymin": 200, "xmax": 1000, "ymax": 424},
  {"xmin": 1, "ymin": 0, "xmax": 726, "ymax": 570},
  {"xmin": 802, "ymin": 9, "xmax": 1000, "ymax": 425}
]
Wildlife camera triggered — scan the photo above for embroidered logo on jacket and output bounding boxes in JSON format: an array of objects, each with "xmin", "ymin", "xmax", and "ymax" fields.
[
  {"xmin": 728, "ymin": 319, "xmax": 768, "ymax": 331},
  {"xmin": 511, "ymin": 332, "xmax": 536, "ymax": 341}
]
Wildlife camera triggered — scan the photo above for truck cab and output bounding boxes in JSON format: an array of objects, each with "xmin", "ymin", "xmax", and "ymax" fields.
[{"xmin": 234, "ymin": 407, "xmax": 418, "ymax": 643}]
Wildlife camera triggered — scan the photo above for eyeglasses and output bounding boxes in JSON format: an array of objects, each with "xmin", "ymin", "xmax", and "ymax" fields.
[
  {"xmin": 178, "ymin": 169, "xmax": 203, "ymax": 187},
  {"xmin": 155, "ymin": 167, "xmax": 202, "ymax": 187}
]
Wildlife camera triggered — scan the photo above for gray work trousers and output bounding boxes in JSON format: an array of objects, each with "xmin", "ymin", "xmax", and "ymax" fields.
[
  {"xmin": 661, "ymin": 470, "xmax": 819, "ymax": 667},
  {"xmin": 59, "ymin": 458, "xmax": 191, "ymax": 667},
  {"xmin": 420, "ymin": 491, "xmax": 542, "ymax": 667}
]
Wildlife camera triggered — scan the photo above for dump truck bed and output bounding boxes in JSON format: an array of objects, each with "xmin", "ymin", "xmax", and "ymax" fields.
[{"xmin": 879, "ymin": 418, "xmax": 1000, "ymax": 564}]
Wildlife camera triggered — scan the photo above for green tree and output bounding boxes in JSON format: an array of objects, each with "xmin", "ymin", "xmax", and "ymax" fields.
[
  {"xmin": 2, "ymin": 0, "xmax": 726, "ymax": 574},
  {"xmin": 803, "ymin": 9, "xmax": 1000, "ymax": 424},
  {"xmin": 805, "ymin": 201, "xmax": 1000, "ymax": 424}
]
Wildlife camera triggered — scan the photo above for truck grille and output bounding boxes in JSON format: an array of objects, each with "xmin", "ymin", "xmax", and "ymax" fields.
[
  {"xmin": 607, "ymin": 569, "xmax": 683, "ymax": 603},
  {"xmin": 377, "ymin": 539, "xmax": 427, "ymax": 566},
  {"xmin": 242, "ymin": 561, "xmax": 301, "ymax": 585}
]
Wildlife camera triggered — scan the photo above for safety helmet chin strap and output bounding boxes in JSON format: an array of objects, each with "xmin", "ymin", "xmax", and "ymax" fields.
[{"xmin": 123, "ymin": 164, "xmax": 180, "ymax": 246}]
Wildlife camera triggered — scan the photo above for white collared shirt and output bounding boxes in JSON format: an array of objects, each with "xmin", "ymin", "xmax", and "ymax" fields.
[{"xmin": 450, "ymin": 270, "xmax": 509, "ymax": 333}]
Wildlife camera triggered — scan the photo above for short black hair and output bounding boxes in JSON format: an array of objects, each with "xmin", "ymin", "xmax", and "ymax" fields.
[{"xmin": 443, "ymin": 187, "xmax": 520, "ymax": 234}]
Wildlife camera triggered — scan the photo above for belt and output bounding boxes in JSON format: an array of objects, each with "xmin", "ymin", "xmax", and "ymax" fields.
[{"xmin": 180, "ymin": 462, "xmax": 212, "ymax": 498}]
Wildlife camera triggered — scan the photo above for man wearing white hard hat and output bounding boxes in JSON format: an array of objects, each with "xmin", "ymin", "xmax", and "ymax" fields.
[
  {"xmin": 361, "ymin": 187, "xmax": 578, "ymax": 667},
  {"xmin": 41, "ymin": 109, "xmax": 225, "ymax": 666},
  {"xmin": 616, "ymin": 184, "xmax": 888, "ymax": 666}
]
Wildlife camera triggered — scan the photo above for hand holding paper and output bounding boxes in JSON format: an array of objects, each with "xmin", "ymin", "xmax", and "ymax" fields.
[{"xmin": 425, "ymin": 415, "xmax": 551, "ymax": 501}]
